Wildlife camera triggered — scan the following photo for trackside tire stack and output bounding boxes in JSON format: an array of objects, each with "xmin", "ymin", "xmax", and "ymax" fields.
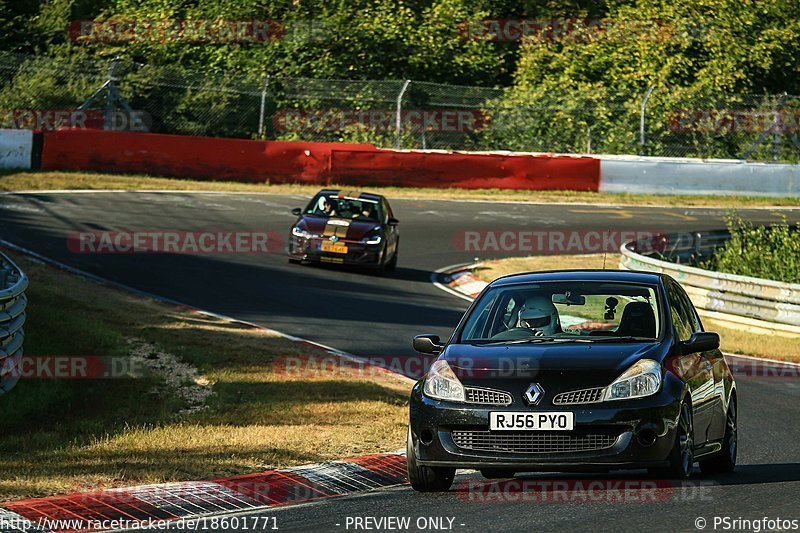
[{"xmin": 0, "ymin": 252, "xmax": 27, "ymax": 395}]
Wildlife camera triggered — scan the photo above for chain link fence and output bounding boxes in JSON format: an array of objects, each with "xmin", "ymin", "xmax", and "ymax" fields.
[{"xmin": 1, "ymin": 52, "xmax": 799, "ymax": 162}]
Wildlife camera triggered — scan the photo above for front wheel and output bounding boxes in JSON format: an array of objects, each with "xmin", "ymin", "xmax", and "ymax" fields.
[
  {"xmin": 407, "ymin": 427, "xmax": 454, "ymax": 492},
  {"xmin": 700, "ymin": 395, "xmax": 737, "ymax": 474},
  {"xmin": 649, "ymin": 401, "xmax": 694, "ymax": 479},
  {"xmin": 382, "ymin": 239, "xmax": 399, "ymax": 273}
]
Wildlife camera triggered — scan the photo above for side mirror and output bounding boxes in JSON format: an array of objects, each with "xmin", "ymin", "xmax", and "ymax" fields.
[
  {"xmin": 680, "ymin": 332, "xmax": 720, "ymax": 354},
  {"xmin": 291, "ymin": 208, "xmax": 302, "ymax": 216},
  {"xmin": 413, "ymin": 334, "xmax": 444, "ymax": 355},
  {"xmin": 387, "ymin": 217, "xmax": 399, "ymax": 226}
]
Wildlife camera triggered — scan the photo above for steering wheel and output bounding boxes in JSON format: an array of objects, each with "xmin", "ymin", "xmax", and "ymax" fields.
[{"xmin": 490, "ymin": 327, "xmax": 544, "ymax": 341}]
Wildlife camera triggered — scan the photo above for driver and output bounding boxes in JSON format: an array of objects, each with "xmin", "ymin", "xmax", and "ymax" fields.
[
  {"xmin": 357, "ymin": 204, "xmax": 375, "ymax": 220},
  {"xmin": 317, "ymin": 198, "xmax": 337, "ymax": 217},
  {"xmin": 518, "ymin": 296, "xmax": 560, "ymax": 336}
]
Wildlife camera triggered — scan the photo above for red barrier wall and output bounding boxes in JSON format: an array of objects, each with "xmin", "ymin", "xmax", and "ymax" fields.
[
  {"xmin": 330, "ymin": 149, "xmax": 599, "ymax": 190},
  {"xmin": 41, "ymin": 129, "xmax": 376, "ymax": 184},
  {"xmin": 41, "ymin": 130, "xmax": 600, "ymax": 191}
]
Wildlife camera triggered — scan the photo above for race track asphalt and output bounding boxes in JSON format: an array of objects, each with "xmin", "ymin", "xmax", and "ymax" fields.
[{"xmin": 1, "ymin": 191, "xmax": 798, "ymax": 532}]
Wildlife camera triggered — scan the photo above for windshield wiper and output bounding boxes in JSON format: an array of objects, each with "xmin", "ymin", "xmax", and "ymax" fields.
[
  {"xmin": 577, "ymin": 336, "xmax": 656, "ymax": 343},
  {"xmin": 476, "ymin": 337, "xmax": 575, "ymax": 346}
]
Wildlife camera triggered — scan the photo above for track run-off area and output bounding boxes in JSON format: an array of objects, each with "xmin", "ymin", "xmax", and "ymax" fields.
[{"xmin": 1, "ymin": 191, "xmax": 799, "ymax": 532}]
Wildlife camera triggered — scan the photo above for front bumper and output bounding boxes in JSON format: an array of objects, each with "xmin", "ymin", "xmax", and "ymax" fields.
[
  {"xmin": 288, "ymin": 236, "xmax": 383, "ymax": 267},
  {"xmin": 409, "ymin": 377, "xmax": 684, "ymax": 471}
]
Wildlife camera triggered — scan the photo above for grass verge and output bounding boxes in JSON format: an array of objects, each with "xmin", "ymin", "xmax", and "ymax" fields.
[
  {"xmin": 2, "ymin": 170, "xmax": 800, "ymax": 207},
  {"xmin": 0, "ymin": 251, "xmax": 409, "ymax": 502},
  {"xmin": 473, "ymin": 253, "xmax": 800, "ymax": 362}
]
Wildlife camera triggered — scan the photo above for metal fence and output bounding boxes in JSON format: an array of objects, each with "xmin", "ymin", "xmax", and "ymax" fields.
[
  {"xmin": 0, "ymin": 251, "xmax": 27, "ymax": 395},
  {"xmin": 1, "ymin": 51, "xmax": 799, "ymax": 161},
  {"xmin": 620, "ymin": 231, "xmax": 800, "ymax": 331}
]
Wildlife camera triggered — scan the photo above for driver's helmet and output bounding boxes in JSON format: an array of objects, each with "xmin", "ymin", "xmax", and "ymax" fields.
[{"xmin": 518, "ymin": 296, "xmax": 560, "ymax": 335}]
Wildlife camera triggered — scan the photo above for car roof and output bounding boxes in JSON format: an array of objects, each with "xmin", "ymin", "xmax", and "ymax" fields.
[
  {"xmin": 490, "ymin": 269, "xmax": 663, "ymax": 287},
  {"xmin": 318, "ymin": 189, "xmax": 384, "ymax": 201}
]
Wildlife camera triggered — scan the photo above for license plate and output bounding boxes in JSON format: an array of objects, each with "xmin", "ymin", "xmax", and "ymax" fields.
[
  {"xmin": 321, "ymin": 241, "xmax": 348, "ymax": 254},
  {"xmin": 489, "ymin": 412, "xmax": 574, "ymax": 431}
]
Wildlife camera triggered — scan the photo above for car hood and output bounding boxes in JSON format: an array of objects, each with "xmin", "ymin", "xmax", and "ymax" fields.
[
  {"xmin": 441, "ymin": 341, "xmax": 665, "ymax": 390},
  {"xmin": 298, "ymin": 216, "xmax": 380, "ymax": 240}
]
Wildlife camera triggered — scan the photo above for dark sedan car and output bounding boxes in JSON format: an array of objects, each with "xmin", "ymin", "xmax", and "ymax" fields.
[
  {"xmin": 408, "ymin": 270, "xmax": 737, "ymax": 491},
  {"xmin": 287, "ymin": 189, "xmax": 399, "ymax": 271}
]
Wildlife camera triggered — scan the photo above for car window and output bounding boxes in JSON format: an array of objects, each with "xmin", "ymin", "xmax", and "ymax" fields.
[
  {"xmin": 381, "ymin": 198, "xmax": 393, "ymax": 223},
  {"xmin": 676, "ymin": 284, "xmax": 703, "ymax": 333},
  {"xmin": 667, "ymin": 281, "xmax": 694, "ymax": 342},
  {"xmin": 459, "ymin": 281, "xmax": 661, "ymax": 343},
  {"xmin": 463, "ymin": 293, "xmax": 496, "ymax": 339},
  {"xmin": 305, "ymin": 193, "xmax": 381, "ymax": 221}
]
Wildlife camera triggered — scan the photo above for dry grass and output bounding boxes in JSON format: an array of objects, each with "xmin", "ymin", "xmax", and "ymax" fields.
[
  {"xmin": 472, "ymin": 253, "xmax": 800, "ymax": 362},
  {"xmin": 0, "ymin": 252, "xmax": 409, "ymax": 501},
  {"xmin": 2, "ymin": 170, "xmax": 799, "ymax": 207}
]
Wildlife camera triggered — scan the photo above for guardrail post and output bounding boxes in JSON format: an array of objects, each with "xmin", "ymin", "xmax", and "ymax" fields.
[
  {"xmin": 396, "ymin": 80, "xmax": 411, "ymax": 150},
  {"xmin": 639, "ymin": 86, "xmax": 655, "ymax": 155},
  {"xmin": 258, "ymin": 75, "xmax": 271, "ymax": 140},
  {"xmin": 586, "ymin": 125, "xmax": 592, "ymax": 154}
]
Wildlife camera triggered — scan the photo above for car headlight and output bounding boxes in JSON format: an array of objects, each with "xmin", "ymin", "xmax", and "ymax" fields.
[
  {"xmin": 362, "ymin": 235, "xmax": 382, "ymax": 244},
  {"xmin": 423, "ymin": 360, "xmax": 465, "ymax": 402},
  {"xmin": 292, "ymin": 227, "xmax": 313, "ymax": 239},
  {"xmin": 604, "ymin": 359, "xmax": 662, "ymax": 401}
]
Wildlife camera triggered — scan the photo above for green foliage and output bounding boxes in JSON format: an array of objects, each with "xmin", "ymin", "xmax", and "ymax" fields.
[
  {"xmin": 481, "ymin": 0, "xmax": 800, "ymax": 157},
  {"xmin": 701, "ymin": 212, "xmax": 800, "ymax": 283}
]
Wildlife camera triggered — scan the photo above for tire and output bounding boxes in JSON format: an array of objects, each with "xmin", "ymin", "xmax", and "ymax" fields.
[
  {"xmin": 649, "ymin": 400, "xmax": 694, "ymax": 479},
  {"xmin": 288, "ymin": 258, "xmax": 301, "ymax": 264},
  {"xmin": 382, "ymin": 251, "xmax": 398, "ymax": 273},
  {"xmin": 407, "ymin": 427, "xmax": 455, "ymax": 492},
  {"xmin": 700, "ymin": 395, "xmax": 737, "ymax": 474},
  {"xmin": 480, "ymin": 469, "xmax": 513, "ymax": 479}
]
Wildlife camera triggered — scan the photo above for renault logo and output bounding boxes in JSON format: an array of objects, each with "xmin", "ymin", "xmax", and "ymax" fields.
[{"xmin": 524, "ymin": 383, "xmax": 545, "ymax": 406}]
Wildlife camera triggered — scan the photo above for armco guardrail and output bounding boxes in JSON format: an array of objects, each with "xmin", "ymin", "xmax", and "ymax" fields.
[
  {"xmin": 620, "ymin": 231, "xmax": 800, "ymax": 329},
  {"xmin": 0, "ymin": 251, "xmax": 27, "ymax": 394}
]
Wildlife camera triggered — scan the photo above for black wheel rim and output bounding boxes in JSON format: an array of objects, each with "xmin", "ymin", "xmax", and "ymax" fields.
[
  {"xmin": 727, "ymin": 400, "xmax": 737, "ymax": 463},
  {"xmin": 679, "ymin": 404, "xmax": 693, "ymax": 475}
]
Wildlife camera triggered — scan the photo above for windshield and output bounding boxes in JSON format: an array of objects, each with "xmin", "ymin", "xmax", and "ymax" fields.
[
  {"xmin": 305, "ymin": 193, "xmax": 381, "ymax": 222},
  {"xmin": 460, "ymin": 280, "xmax": 661, "ymax": 343}
]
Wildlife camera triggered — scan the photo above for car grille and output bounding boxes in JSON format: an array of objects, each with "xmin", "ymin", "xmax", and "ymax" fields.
[
  {"xmin": 552, "ymin": 387, "xmax": 605, "ymax": 405},
  {"xmin": 451, "ymin": 430, "xmax": 620, "ymax": 454},
  {"xmin": 464, "ymin": 387, "xmax": 513, "ymax": 406}
]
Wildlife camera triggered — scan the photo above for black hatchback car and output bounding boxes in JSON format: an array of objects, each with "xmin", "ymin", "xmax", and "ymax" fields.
[
  {"xmin": 288, "ymin": 189, "xmax": 399, "ymax": 271},
  {"xmin": 408, "ymin": 270, "xmax": 737, "ymax": 491}
]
